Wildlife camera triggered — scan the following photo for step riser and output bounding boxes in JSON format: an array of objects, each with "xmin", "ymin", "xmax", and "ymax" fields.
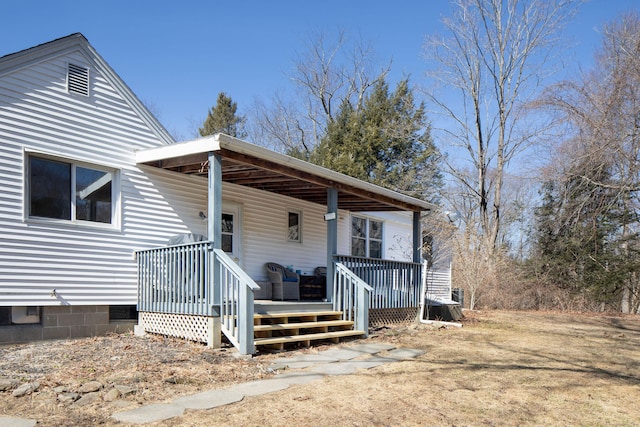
[
  {"xmin": 253, "ymin": 309, "xmax": 362, "ymax": 350},
  {"xmin": 254, "ymin": 302, "xmax": 333, "ymax": 314},
  {"xmin": 255, "ymin": 330, "xmax": 365, "ymax": 347},
  {"xmin": 254, "ymin": 320, "xmax": 354, "ymax": 332}
]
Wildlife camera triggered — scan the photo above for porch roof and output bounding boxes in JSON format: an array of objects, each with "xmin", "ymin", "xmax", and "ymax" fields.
[{"xmin": 136, "ymin": 133, "xmax": 434, "ymax": 212}]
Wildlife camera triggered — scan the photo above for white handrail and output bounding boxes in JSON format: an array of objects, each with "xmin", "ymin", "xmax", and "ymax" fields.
[
  {"xmin": 334, "ymin": 262, "xmax": 372, "ymax": 336},
  {"xmin": 214, "ymin": 248, "xmax": 259, "ymax": 355}
]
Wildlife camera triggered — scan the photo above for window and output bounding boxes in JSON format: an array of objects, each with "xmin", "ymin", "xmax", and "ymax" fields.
[
  {"xmin": 351, "ymin": 216, "xmax": 383, "ymax": 259},
  {"xmin": 0, "ymin": 307, "xmax": 11, "ymax": 326},
  {"xmin": 221, "ymin": 213, "xmax": 234, "ymax": 253},
  {"xmin": 109, "ymin": 305, "xmax": 137, "ymax": 321},
  {"xmin": 28, "ymin": 155, "xmax": 115, "ymax": 225},
  {"xmin": 287, "ymin": 210, "xmax": 302, "ymax": 243},
  {"xmin": 0, "ymin": 307, "xmax": 41, "ymax": 325},
  {"xmin": 422, "ymin": 232, "xmax": 434, "ymax": 268},
  {"xmin": 9, "ymin": 306, "xmax": 40, "ymax": 324}
]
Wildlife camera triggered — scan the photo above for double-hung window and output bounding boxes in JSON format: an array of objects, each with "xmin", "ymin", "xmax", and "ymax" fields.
[
  {"xmin": 351, "ymin": 215, "xmax": 383, "ymax": 259},
  {"xmin": 28, "ymin": 155, "xmax": 115, "ymax": 225}
]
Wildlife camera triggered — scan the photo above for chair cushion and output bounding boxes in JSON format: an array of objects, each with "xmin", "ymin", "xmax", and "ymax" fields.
[{"xmin": 283, "ymin": 277, "xmax": 297, "ymax": 282}]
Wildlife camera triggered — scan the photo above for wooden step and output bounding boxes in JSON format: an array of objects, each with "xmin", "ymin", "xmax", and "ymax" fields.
[
  {"xmin": 254, "ymin": 329, "xmax": 365, "ymax": 347},
  {"xmin": 254, "ymin": 310, "xmax": 343, "ymax": 320},
  {"xmin": 253, "ymin": 319, "xmax": 354, "ymax": 332}
]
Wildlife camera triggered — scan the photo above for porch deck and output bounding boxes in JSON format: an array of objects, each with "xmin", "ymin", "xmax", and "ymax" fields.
[{"xmin": 136, "ymin": 242, "xmax": 423, "ymax": 354}]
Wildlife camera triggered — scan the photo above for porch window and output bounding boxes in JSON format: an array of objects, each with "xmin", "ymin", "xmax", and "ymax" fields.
[
  {"xmin": 28, "ymin": 155, "xmax": 115, "ymax": 225},
  {"xmin": 287, "ymin": 210, "xmax": 302, "ymax": 243},
  {"xmin": 351, "ymin": 216, "xmax": 383, "ymax": 259},
  {"xmin": 221, "ymin": 213, "xmax": 234, "ymax": 252}
]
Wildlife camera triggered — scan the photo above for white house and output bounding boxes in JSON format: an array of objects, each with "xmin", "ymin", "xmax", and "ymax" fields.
[{"xmin": 0, "ymin": 34, "xmax": 443, "ymax": 352}]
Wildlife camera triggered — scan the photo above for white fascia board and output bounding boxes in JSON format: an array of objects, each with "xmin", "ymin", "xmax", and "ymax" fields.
[
  {"xmin": 136, "ymin": 133, "xmax": 435, "ymax": 212},
  {"xmin": 135, "ymin": 135, "xmax": 220, "ymax": 164}
]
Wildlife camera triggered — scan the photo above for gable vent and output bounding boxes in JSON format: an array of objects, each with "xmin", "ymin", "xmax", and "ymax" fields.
[{"xmin": 67, "ymin": 63, "xmax": 90, "ymax": 96}]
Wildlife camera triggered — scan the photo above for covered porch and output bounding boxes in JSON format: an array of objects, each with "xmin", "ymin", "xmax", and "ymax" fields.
[{"xmin": 135, "ymin": 134, "xmax": 433, "ymax": 354}]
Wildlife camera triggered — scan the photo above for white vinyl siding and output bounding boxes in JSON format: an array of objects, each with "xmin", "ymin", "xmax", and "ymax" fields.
[
  {"xmin": 222, "ymin": 183, "xmax": 327, "ymax": 280},
  {"xmin": 0, "ymin": 45, "xmax": 420, "ymax": 307},
  {"xmin": 0, "ymin": 49, "xmax": 173, "ymax": 306},
  {"xmin": 425, "ymin": 266, "xmax": 453, "ymax": 302},
  {"xmin": 372, "ymin": 211, "xmax": 416, "ymax": 262},
  {"xmin": 219, "ymin": 184, "xmax": 417, "ymax": 280}
]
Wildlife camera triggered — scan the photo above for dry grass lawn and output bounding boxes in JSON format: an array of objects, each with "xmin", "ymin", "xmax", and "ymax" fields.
[{"xmin": 2, "ymin": 310, "xmax": 639, "ymax": 426}]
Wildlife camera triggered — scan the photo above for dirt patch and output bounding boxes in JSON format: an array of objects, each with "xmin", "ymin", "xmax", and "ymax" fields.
[{"xmin": 2, "ymin": 311, "xmax": 640, "ymax": 426}]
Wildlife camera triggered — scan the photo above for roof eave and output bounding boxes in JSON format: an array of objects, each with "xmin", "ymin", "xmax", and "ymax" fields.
[{"xmin": 136, "ymin": 134, "xmax": 435, "ymax": 212}]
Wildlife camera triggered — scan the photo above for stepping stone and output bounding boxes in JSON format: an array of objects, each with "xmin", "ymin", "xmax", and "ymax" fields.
[
  {"xmin": 276, "ymin": 372, "xmax": 326, "ymax": 385},
  {"xmin": 309, "ymin": 360, "xmax": 384, "ymax": 376},
  {"xmin": 347, "ymin": 343, "xmax": 396, "ymax": 354},
  {"xmin": 317, "ymin": 347, "xmax": 366, "ymax": 360},
  {"xmin": 385, "ymin": 348, "xmax": 425, "ymax": 360},
  {"xmin": 228, "ymin": 378, "xmax": 291, "ymax": 397},
  {"xmin": 111, "ymin": 403, "xmax": 185, "ymax": 424},
  {"xmin": 173, "ymin": 389, "xmax": 244, "ymax": 410},
  {"xmin": 364, "ymin": 355, "xmax": 402, "ymax": 364},
  {"xmin": 0, "ymin": 417, "xmax": 37, "ymax": 427},
  {"xmin": 271, "ymin": 354, "xmax": 338, "ymax": 370}
]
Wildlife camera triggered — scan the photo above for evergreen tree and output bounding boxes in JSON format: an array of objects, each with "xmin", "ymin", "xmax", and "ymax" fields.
[
  {"xmin": 534, "ymin": 12, "xmax": 640, "ymax": 311},
  {"xmin": 532, "ymin": 158, "xmax": 634, "ymax": 305},
  {"xmin": 199, "ymin": 92, "xmax": 246, "ymax": 138},
  {"xmin": 311, "ymin": 78, "xmax": 441, "ymax": 202}
]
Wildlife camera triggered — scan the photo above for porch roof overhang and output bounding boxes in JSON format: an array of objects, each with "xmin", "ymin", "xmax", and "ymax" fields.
[{"xmin": 135, "ymin": 133, "xmax": 435, "ymax": 212}]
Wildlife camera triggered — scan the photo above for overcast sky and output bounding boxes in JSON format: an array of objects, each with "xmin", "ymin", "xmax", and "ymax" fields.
[{"xmin": 2, "ymin": 0, "xmax": 639, "ymax": 141}]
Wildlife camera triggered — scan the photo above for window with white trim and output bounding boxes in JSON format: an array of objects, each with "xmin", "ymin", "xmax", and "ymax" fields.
[
  {"xmin": 287, "ymin": 210, "xmax": 302, "ymax": 243},
  {"xmin": 351, "ymin": 215, "xmax": 383, "ymax": 259},
  {"xmin": 28, "ymin": 155, "xmax": 115, "ymax": 225}
]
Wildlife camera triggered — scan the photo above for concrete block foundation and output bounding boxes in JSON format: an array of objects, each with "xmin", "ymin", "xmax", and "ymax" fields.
[{"xmin": 0, "ymin": 305, "xmax": 136, "ymax": 344}]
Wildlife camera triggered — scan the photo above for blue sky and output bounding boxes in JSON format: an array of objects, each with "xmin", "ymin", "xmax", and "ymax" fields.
[{"xmin": 1, "ymin": 0, "xmax": 639, "ymax": 141}]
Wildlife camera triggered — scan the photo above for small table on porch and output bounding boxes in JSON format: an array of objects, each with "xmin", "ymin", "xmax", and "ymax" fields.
[{"xmin": 299, "ymin": 275, "xmax": 326, "ymax": 301}]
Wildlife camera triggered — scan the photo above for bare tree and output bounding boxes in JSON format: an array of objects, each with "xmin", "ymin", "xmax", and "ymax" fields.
[
  {"xmin": 540, "ymin": 12, "xmax": 640, "ymax": 313},
  {"xmin": 424, "ymin": 0, "xmax": 579, "ymax": 252},
  {"xmin": 249, "ymin": 31, "xmax": 390, "ymax": 157}
]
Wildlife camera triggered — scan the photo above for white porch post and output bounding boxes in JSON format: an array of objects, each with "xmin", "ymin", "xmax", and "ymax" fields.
[
  {"xmin": 326, "ymin": 187, "xmax": 338, "ymax": 302},
  {"xmin": 207, "ymin": 151, "xmax": 222, "ymax": 348}
]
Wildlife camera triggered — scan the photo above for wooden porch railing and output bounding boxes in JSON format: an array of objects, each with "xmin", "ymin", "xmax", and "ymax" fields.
[
  {"xmin": 333, "ymin": 262, "xmax": 373, "ymax": 336},
  {"xmin": 136, "ymin": 242, "xmax": 259, "ymax": 355},
  {"xmin": 137, "ymin": 241, "xmax": 214, "ymax": 315},
  {"xmin": 215, "ymin": 248, "xmax": 260, "ymax": 355},
  {"xmin": 333, "ymin": 255, "xmax": 422, "ymax": 309}
]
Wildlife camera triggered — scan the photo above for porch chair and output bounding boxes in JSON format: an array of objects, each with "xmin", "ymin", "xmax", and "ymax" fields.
[{"xmin": 265, "ymin": 263, "xmax": 300, "ymax": 301}]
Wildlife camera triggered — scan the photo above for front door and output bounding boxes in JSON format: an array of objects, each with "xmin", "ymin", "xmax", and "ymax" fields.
[{"xmin": 222, "ymin": 204, "xmax": 242, "ymax": 266}]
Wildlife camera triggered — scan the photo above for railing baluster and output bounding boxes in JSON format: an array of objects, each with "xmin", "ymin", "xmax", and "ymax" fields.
[
  {"xmin": 331, "ymin": 255, "xmax": 422, "ymax": 310},
  {"xmin": 136, "ymin": 241, "xmax": 212, "ymax": 316}
]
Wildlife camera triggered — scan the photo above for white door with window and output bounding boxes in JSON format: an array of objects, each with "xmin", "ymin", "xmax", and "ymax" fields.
[{"xmin": 221, "ymin": 204, "xmax": 243, "ymax": 266}]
